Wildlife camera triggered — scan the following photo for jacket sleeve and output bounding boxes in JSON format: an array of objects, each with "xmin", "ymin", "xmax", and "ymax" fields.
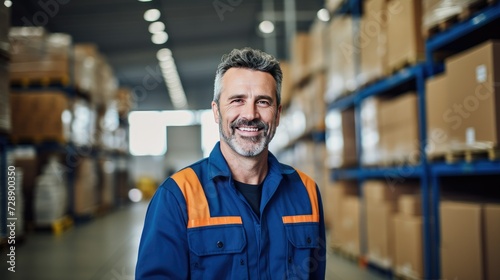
[
  {"xmin": 136, "ymin": 179, "xmax": 189, "ymax": 279},
  {"xmin": 310, "ymin": 185, "xmax": 327, "ymax": 279}
]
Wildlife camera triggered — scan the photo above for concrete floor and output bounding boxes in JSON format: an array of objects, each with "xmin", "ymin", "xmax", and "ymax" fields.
[{"xmin": 0, "ymin": 202, "xmax": 388, "ymax": 280}]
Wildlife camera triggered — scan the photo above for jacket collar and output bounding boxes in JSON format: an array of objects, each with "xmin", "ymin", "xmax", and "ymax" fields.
[{"xmin": 207, "ymin": 142, "xmax": 295, "ymax": 181}]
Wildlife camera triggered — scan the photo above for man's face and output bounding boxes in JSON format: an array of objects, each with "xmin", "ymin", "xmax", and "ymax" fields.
[{"xmin": 212, "ymin": 68, "xmax": 281, "ymax": 157}]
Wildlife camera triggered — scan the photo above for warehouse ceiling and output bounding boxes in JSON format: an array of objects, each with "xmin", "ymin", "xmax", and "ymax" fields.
[{"xmin": 9, "ymin": 0, "xmax": 324, "ymax": 111}]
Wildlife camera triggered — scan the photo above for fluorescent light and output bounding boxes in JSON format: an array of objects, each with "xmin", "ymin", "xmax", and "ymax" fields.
[
  {"xmin": 144, "ymin": 9, "xmax": 160, "ymax": 22},
  {"xmin": 149, "ymin": 21, "xmax": 165, "ymax": 34},
  {"xmin": 157, "ymin": 48, "xmax": 172, "ymax": 61},
  {"xmin": 317, "ymin": 8, "xmax": 330, "ymax": 22},
  {"xmin": 138, "ymin": 0, "xmax": 152, "ymax": 2},
  {"xmin": 259, "ymin": 20, "xmax": 274, "ymax": 34},
  {"xmin": 151, "ymin": 31, "xmax": 168, "ymax": 44}
]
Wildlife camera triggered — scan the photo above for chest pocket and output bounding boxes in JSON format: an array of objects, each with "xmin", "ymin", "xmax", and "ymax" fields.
[
  {"xmin": 188, "ymin": 225, "xmax": 248, "ymax": 280},
  {"xmin": 284, "ymin": 223, "xmax": 320, "ymax": 279}
]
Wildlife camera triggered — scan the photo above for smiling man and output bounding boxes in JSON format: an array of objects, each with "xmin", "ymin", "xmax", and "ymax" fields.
[{"xmin": 136, "ymin": 47, "xmax": 326, "ymax": 279}]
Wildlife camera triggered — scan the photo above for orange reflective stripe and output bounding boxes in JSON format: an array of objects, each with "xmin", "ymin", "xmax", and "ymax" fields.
[
  {"xmin": 282, "ymin": 170, "xmax": 320, "ymax": 224},
  {"xmin": 172, "ymin": 168, "xmax": 242, "ymax": 228}
]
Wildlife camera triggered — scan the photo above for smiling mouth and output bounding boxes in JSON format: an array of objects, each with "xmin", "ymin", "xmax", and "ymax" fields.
[{"xmin": 237, "ymin": 126, "xmax": 260, "ymax": 132}]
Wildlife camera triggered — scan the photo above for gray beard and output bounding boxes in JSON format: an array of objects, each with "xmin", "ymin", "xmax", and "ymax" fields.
[{"xmin": 219, "ymin": 122, "xmax": 271, "ymax": 157}]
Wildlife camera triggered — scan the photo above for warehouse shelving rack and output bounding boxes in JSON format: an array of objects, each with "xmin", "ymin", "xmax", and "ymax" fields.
[
  {"xmin": 7, "ymin": 82, "xmax": 128, "ymax": 227},
  {"xmin": 328, "ymin": 62, "xmax": 433, "ymax": 279},
  {"xmin": 325, "ymin": 1, "xmax": 500, "ymax": 279}
]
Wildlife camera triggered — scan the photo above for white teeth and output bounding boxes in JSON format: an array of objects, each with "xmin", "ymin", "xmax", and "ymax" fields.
[{"xmin": 239, "ymin": 127, "xmax": 258, "ymax": 132}]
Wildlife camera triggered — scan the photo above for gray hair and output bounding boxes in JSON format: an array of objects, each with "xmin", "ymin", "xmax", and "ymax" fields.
[{"xmin": 213, "ymin": 47, "xmax": 282, "ymax": 106}]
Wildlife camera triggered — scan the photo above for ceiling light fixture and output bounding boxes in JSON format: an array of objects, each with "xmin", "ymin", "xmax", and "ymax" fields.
[
  {"xmin": 4, "ymin": 0, "xmax": 12, "ymax": 7},
  {"xmin": 157, "ymin": 48, "xmax": 172, "ymax": 61},
  {"xmin": 144, "ymin": 9, "xmax": 160, "ymax": 22},
  {"xmin": 317, "ymin": 8, "xmax": 330, "ymax": 22},
  {"xmin": 148, "ymin": 21, "xmax": 165, "ymax": 34},
  {"xmin": 259, "ymin": 20, "xmax": 274, "ymax": 34},
  {"xmin": 138, "ymin": 0, "xmax": 152, "ymax": 2},
  {"xmin": 151, "ymin": 31, "xmax": 168, "ymax": 44}
]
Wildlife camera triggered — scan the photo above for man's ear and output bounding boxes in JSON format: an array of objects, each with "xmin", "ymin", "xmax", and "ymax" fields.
[{"xmin": 211, "ymin": 101, "xmax": 220, "ymax": 124}]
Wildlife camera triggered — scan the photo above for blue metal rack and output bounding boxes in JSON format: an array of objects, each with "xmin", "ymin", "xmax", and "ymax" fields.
[
  {"xmin": 328, "ymin": 62, "xmax": 434, "ymax": 278},
  {"xmin": 326, "ymin": 2, "xmax": 500, "ymax": 279},
  {"xmin": 332, "ymin": 0, "xmax": 362, "ymax": 16},
  {"xmin": 429, "ymin": 160, "xmax": 500, "ymax": 278}
]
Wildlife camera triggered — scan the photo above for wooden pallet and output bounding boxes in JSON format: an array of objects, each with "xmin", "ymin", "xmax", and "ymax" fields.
[
  {"xmin": 424, "ymin": 0, "xmax": 497, "ymax": 38},
  {"xmin": 379, "ymin": 156, "xmax": 420, "ymax": 168},
  {"xmin": 428, "ymin": 145, "xmax": 500, "ymax": 163},
  {"xmin": 10, "ymin": 135, "xmax": 67, "ymax": 145},
  {"xmin": 394, "ymin": 272, "xmax": 422, "ymax": 280},
  {"xmin": 386, "ymin": 54, "xmax": 425, "ymax": 76},
  {"xmin": 10, "ymin": 74, "xmax": 71, "ymax": 88},
  {"xmin": 36, "ymin": 215, "xmax": 74, "ymax": 235},
  {"xmin": 444, "ymin": 147, "xmax": 500, "ymax": 163}
]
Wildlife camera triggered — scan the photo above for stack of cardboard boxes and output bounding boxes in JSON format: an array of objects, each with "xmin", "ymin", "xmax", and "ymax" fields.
[
  {"xmin": 359, "ymin": 0, "xmax": 424, "ymax": 87},
  {"xmin": 324, "ymin": 15, "xmax": 357, "ymax": 103},
  {"xmin": 377, "ymin": 93, "xmax": 420, "ymax": 164},
  {"xmin": 440, "ymin": 201, "xmax": 500, "ymax": 280},
  {"xmin": 325, "ymin": 180, "xmax": 360, "ymax": 256},
  {"xmin": 360, "ymin": 93, "xmax": 420, "ymax": 166},
  {"xmin": 9, "ymin": 27, "xmax": 72, "ymax": 85},
  {"xmin": 7, "ymin": 26, "xmax": 127, "ymax": 224},
  {"xmin": 325, "ymin": 108, "xmax": 357, "ymax": 169},
  {"xmin": 10, "ymin": 91, "xmax": 71, "ymax": 143},
  {"xmin": 393, "ymin": 194, "xmax": 424, "ymax": 279},
  {"xmin": 426, "ymin": 40, "xmax": 500, "ymax": 158},
  {"xmin": 363, "ymin": 180, "xmax": 419, "ymax": 270}
]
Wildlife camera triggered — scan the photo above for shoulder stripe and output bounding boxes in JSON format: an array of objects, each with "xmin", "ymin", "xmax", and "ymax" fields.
[
  {"xmin": 282, "ymin": 169, "xmax": 320, "ymax": 224},
  {"xmin": 171, "ymin": 168, "xmax": 242, "ymax": 228}
]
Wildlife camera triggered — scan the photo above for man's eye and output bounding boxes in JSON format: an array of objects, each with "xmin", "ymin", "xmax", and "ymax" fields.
[
  {"xmin": 257, "ymin": 100, "xmax": 270, "ymax": 106},
  {"xmin": 231, "ymin": 99, "xmax": 243, "ymax": 104}
]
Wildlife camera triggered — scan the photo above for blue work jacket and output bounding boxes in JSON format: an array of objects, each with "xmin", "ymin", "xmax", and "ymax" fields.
[{"xmin": 136, "ymin": 142, "xmax": 326, "ymax": 279}]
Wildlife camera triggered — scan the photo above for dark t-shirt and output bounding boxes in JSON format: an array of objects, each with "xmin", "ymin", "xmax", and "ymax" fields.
[{"xmin": 234, "ymin": 180, "xmax": 263, "ymax": 217}]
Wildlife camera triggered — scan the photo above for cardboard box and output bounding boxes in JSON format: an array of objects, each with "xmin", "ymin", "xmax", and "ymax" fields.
[
  {"xmin": 326, "ymin": 180, "xmax": 358, "ymax": 245},
  {"xmin": 325, "ymin": 16, "xmax": 358, "ymax": 103},
  {"xmin": 360, "ymin": 0, "xmax": 388, "ymax": 86},
  {"xmin": 386, "ymin": 0, "xmax": 424, "ymax": 71},
  {"xmin": 366, "ymin": 202, "xmax": 396, "ymax": 268},
  {"xmin": 485, "ymin": 204, "xmax": 500, "ymax": 280},
  {"xmin": 360, "ymin": 97, "xmax": 382, "ymax": 165},
  {"xmin": 422, "ymin": 0, "xmax": 472, "ymax": 36},
  {"xmin": 290, "ymin": 32, "xmax": 310, "ymax": 83},
  {"xmin": 325, "ymin": 108, "xmax": 357, "ymax": 168},
  {"xmin": 398, "ymin": 194, "xmax": 421, "ymax": 216},
  {"xmin": 425, "ymin": 73, "xmax": 451, "ymax": 156},
  {"xmin": 378, "ymin": 92, "xmax": 419, "ymax": 162},
  {"xmin": 440, "ymin": 201, "xmax": 483, "ymax": 280},
  {"xmin": 363, "ymin": 180, "xmax": 418, "ymax": 209},
  {"xmin": 393, "ymin": 215, "xmax": 423, "ymax": 279},
  {"xmin": 10, "ymin": 91, "xmax": 70, "ymax": 142},
  {"xmin": 339, "ymin": 197, "xmax": 361, "ymax": 256},
  {"xmin": 445, "ymin": 40, "xmax": 500, "ymax": 148},
  {"xmin": 280, "ymin": 61, "xmax": 293, "ymax": 105},
  {"xmin": 308, "ymin": 20, "xmax": 327, "ymax": 74},
  {"xmin": 74, "ymin": 158, "xmax": 98, "ymax": 216}
]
